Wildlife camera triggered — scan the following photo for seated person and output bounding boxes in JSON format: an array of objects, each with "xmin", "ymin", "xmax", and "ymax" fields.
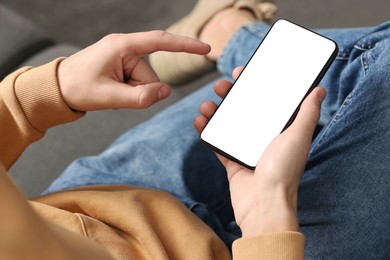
[{"xmin": 1, "ymin": 0, "xmax": 389, "ymax": 258}]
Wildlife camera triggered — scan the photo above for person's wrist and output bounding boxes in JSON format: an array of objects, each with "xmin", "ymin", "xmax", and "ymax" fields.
[
  {"xmin": 57, "ymin": 58, "xmax": 72, "ymax": 108},
  {"xmin": 239, "ymin": 188, "xmax": 299, "ymax": 237},
  {"xmin": 57, "ymin": 58, "xmax": 84, "ymax": 112}
]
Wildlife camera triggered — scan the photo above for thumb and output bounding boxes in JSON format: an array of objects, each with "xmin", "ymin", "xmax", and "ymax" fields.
[
  {"xmin": 100, "ymin": 81, "xmax": 171, "ymax": 110},
  {"xmin": 289, "ymin": 87, "xmax": 326, "ymax": 139},
  {"xmin": 125, "ymin": 82, "xmax": 172, "ymax": 109}
]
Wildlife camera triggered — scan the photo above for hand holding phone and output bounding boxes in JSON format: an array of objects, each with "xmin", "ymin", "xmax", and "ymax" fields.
[
  {"xmin": 194, "ymin": 70, "xmax": 327, "ymax": 237},
  {"xmin": 200, "ymin": 19, "xmax": 338, "ymax": 169}
]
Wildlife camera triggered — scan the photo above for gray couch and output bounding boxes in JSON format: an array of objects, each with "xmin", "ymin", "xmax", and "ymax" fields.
[
  {"xmin": 0, "ymin": 5, "xmax": 79, "ymax": 80},
  {"xmin": 1, "ymin": 3, "xmax": 216, "ymax": 197}
]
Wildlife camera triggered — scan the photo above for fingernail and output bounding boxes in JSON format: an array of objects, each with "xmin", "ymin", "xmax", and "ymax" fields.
[
  {"xmin": 317, "ymin": 88, "xmax": 327, "ymax": 102},
  {"xmin": 158, "ymin": 85, "xmax": 170, "ymax": 99}
]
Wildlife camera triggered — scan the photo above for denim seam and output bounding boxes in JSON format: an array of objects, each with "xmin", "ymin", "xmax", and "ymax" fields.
[
  {"xmin": 311, "ymin": 40, "xmax": 377, "ymax": 153},
  {"xmin": 337, "ymin": 48, "xmax": 351, "ymax": 60},
  {"xmin": 336, "ymin": 57, "xmax": 349, "ymax": 61},
  {"xmin": 354, "ymin": 35, "xmax": 376, "ymax": 77},
  {"xmin": 360, "ymin": 51, "xmax": 369, "ymax": 77},
  {"xmin": 354, "ymin": 45, "xmax": 370, "ymax": 51},
  {"xmin": 310, "ymin": 91, "xmax": 354, "ymax": 155}
]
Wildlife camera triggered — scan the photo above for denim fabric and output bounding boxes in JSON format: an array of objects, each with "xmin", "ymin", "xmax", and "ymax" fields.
[{"xmin": 44, "ymin": 21, "xmax": 390, "ymax": 259}]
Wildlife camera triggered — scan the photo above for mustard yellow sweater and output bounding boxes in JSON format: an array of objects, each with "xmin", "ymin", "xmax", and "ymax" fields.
[{"xmin": 0, "ymin": 59, "xmax": 305, "ymax": 259}]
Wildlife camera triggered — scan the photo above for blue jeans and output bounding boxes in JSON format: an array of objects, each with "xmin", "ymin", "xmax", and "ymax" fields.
[{"xmin": 44, "ymin": 21, "xmax": 390, "ymax": 259}]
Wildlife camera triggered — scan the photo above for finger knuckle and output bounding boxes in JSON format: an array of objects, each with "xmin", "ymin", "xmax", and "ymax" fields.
[
  {"xmin": 149, "ymin": 30, "xmax": 166, "ymax": 38},
  {"xmin": 101, "ymin": 33, "xmax": 123, "ymax": 44},
  {"xmin": 137, "ymin": 90, "xmax": 154, "ymax": 109}
]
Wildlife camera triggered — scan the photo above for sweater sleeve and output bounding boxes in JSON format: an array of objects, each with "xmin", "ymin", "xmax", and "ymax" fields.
[
  {"xmin": 232, "ymin": 231, "xmax": 305, "ymax": 260},
  {"xmin": 0, "ymin": 58, "xmax": 84, "ymax": 169},
  {"xmin": 0, "ymin": 60, "xmax": 112, "ymax": 259}
]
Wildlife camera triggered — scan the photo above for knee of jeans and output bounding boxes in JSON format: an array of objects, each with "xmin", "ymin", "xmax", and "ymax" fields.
[{"xmin": 356, "ymin": 30, "xmax": 390, "ymax": 74}]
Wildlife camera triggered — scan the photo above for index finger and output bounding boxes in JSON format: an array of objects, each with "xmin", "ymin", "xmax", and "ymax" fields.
[{"xmin": 120, "ymin": 30, "xmax": 211, "ymax": 56}]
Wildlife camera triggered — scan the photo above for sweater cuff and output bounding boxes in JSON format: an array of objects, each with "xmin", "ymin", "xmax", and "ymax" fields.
[
  {"xmin": 232, "ymin": 231, "xmax": 305, "ymax": 260},
  {"xmin": 14, "ymin": 58, "xmax": 85, "ymax": 133}
]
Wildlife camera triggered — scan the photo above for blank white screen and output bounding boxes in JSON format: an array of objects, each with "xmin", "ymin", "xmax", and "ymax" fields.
[{"xmin": 201, "ymin": 20, "xmax": 337, "ymax": 168}]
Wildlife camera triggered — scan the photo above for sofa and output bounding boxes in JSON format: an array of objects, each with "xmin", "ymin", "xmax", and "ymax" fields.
[{"xmin": 0, "ymin": 3, "xmax": 216, "ymax": 197}]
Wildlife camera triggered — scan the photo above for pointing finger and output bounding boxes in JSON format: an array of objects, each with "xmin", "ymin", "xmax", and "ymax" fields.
[{"xmin": 112, "ymin": 31, "xmax": 211, "ymax": 57}]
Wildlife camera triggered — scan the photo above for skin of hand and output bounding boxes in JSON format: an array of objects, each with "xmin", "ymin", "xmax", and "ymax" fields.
[
  {"xmin": 57, "ymin": 30, "xmax": 211, "ymax": 111},
  {"xmin": 194, "ymin": 67, "xmax": 326, "ymax": 237}
]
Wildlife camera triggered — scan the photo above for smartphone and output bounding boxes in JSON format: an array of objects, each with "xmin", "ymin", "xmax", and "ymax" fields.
[{"xmin": 200, "ymin": 19, "xmax": 338, "ymax": 169}]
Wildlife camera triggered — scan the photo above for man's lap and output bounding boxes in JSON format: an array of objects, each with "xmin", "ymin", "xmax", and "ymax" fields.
[{"xmin": 44, "ymin": 21, "xmax": 390, "ymax": 258}]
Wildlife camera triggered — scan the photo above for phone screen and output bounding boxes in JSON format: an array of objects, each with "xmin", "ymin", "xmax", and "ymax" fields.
[{"xmin": 200, "ymin": 19, "xmax": 338, "ymax": 169}]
